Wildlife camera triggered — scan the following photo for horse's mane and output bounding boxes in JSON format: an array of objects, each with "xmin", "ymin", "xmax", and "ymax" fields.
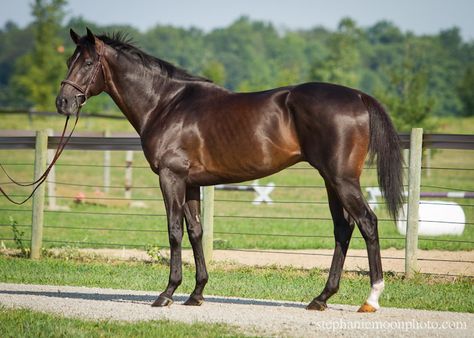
[{"xmin": 96, "ymin": 32, "xmax": 212, "ymax": 83}]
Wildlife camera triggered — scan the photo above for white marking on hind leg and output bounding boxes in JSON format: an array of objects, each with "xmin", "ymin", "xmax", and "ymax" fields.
[{"xmin": 366, "ymin": 279, "xmax": 384, "ymax": 310}]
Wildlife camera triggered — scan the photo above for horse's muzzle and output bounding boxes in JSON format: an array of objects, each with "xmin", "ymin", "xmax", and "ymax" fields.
[{"xmin": 55, "ymin": 94, "xmax": 83, "ymax": 116}]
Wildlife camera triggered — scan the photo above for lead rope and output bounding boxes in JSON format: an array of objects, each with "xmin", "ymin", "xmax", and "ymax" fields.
[
  {"xmin": 0, "ymin": 40, "xmax": 104, "ymax": 205},
  {"xmin": 0, "ymin": 112, "xmax": 80, "ymax": 205}
]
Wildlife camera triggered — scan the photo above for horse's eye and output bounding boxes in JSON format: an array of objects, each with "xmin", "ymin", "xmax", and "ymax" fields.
[{"xmin": 85, "ymin": 59, "xmax": 93, "ymax": 67}]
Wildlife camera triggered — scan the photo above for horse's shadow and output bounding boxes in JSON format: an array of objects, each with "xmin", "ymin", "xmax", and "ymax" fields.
[{"xmin": 0, "ymin": 289, "xmax": 306, "ymax": 309}]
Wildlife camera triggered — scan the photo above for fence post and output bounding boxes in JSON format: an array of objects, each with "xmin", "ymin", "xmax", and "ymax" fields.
[
  {"xmin": 405, "ymin": 128, "xmax": 423, "ymax": 278},
  {"xmin": 30, "ymin": 130, "xmax": 48, "ymax": 259},
  {"xmin": 103, "ymin": 129, "xmax": 111, "ymax": 193},
  {"xmin": 202, "ymin": 186, "xmax": 214, "ymax": 263},
  {"xmin": 124, "ymin": 151, "xmax": 133, "ymax": 199}
]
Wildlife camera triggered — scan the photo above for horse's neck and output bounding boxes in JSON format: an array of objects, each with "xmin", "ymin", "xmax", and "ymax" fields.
[{"xmin": 104, "ymin": 59, "xmax": 184, "ymax": 135}]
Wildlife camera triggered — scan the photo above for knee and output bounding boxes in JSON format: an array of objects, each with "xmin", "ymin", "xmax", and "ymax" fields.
[{"xmin": 169, "ymin": 226, "xmax": 183, "ymax": 246}]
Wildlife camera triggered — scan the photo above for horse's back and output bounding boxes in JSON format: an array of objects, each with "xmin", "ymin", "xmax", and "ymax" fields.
[{"xmin": 287, "ymin": 82, "xmax": 367, "ymax": 117}]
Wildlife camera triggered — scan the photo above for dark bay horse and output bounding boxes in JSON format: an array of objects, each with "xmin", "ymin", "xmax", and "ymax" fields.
[{"xmin": 56, "ymin": 28, "xmax": 403, "ymax": 313}]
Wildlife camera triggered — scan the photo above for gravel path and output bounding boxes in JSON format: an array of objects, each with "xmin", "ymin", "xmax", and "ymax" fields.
[{"xmin": 1, "ymin": 282, "xmax": 472, "ymax": 337}]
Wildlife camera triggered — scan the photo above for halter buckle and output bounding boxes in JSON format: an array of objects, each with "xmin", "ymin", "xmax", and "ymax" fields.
[{"xmin": 75, "ymin": 93, "xmax": 87, "ymax": 107}]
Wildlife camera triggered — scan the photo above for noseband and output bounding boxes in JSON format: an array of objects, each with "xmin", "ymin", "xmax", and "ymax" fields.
[{"xmin": 60, "ymin": 42, "xmax": 105, "ymax": 107}]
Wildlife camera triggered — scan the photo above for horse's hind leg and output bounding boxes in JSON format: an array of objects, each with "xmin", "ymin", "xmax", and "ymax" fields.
[
  {"xmin": 307, "ymin": 181, "xmax": 355, "ymax": 310},
  {"xmin": 182, "ymin": 186, "xmax": 208, "ymax": 306},
  {"xmin": 328, "ymin": 176, "xmax": 384, "ymax": 312}
]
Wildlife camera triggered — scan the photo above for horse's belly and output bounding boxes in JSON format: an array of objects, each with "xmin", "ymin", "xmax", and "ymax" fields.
[{"xmin": 187, "ymin": 143, "xmax": 302, "ymax": 186}]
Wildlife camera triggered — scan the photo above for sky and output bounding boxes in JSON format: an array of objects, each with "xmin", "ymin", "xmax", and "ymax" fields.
[{"xmin": 1, "ymin": 0, "xmax": 474, "ymax": 40}]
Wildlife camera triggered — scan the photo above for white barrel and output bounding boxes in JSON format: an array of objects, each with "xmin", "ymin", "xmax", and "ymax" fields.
[{"xmin": 397, "ymin": 201, "xmax": 465, "ymax": 236}]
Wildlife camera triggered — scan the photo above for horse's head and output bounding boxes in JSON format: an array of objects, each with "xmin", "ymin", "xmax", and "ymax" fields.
[{"xmin": 56, "ymin": 28, "xmax": 106, "ymax": 116}]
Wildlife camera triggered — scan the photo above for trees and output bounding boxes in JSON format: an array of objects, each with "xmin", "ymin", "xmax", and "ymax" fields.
[
  {"xmin": 202, "ymin": 60, "xmax": 226, "ymax": 85},
  {"xmin": 309, "ymin": 18, "xmax": 362, "ymax": 88},
  {"xmin": 0, "ymin": 22, "xmax": 35, "ymax": 107},
  {"xmin": 205, "ymin": 16, "xmax": 278, "ymax": 91},
  {"xmin": 375, "ymin": 41, "xmax": 437, "ymax": 132},
  {"xmin": 0, "ymin": 13, "xmax": 472, "ymax": 122},
  {"xmin": 10, "ymin": 0, "xmax": 67, "ymax": 111},
  {"xmin": 458, "ymin": 64, "xmax": 474, "ymax": 116}
]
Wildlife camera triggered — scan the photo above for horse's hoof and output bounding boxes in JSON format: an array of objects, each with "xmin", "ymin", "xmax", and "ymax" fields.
[
  {"xmin": 306, "ymin": 299, "xmax": 327, "ymax": 311},
  {"xmin": 151, "ymin": 295, "xmax": 174, "ymax": 307},
  {"xmin": 183, "ymin": 294, "xmax": 204, "ymax": 306},
  {"xmin": 357, "ymin": 302, "xmax": 377, "ymax": 313}
]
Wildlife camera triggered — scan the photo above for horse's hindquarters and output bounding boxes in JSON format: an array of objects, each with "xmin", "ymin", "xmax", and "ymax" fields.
[{"xmin": 286, "ymin": 82, "xmax": 370, "ymax": 177}]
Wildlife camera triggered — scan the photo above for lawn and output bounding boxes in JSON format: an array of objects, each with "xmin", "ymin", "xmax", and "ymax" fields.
[
  {"xmin": 0, "ymin": 305, "xmax": 246, "ymax": 338},
  {"xmin": 0, "ymin": 254, "xmax": 473, "ymax": 313}
]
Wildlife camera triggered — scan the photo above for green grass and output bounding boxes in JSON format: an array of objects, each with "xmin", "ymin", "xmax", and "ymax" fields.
[
  {"xmin": 0, "ymin": 115, "xmax": 473, "ymax": 252},
  {"xmin": 0, "ymin": 255, "xmax": 473, "ymax": 313},
  {"xmin": 0, "ymin": 113, "xmax": 136, "ymax": 133},
  {"xmin": 0, "ymin": 306, "xmax": 245, "ymax": 338}
]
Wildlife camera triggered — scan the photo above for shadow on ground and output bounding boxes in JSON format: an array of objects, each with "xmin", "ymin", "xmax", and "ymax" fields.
[{"xmin": 0, "ymin": 289, "xmax": 306, "ymax": 309}]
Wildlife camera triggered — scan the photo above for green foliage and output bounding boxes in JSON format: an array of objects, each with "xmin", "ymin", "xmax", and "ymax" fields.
[
  {"xmin": 202, "ymin": 60, "xmax": 226, "ymax": 85},
  {"xmin": 457, "ymin": 63, "xmax": 474, "ymax": 116},
  {"xmin": 1, "ymin": 10, "xmax": 474, "ymax": 124},
  {"xmin": 140, "ymin": 25, "xmax": 206, "ymax": 74},
  {"xmin": 0, "ymin": 22, "xmax": 35, "ymax": 107},
  {"xmin": 375, "ymin": 41, "xmax": 438, "ymax": 131},
  {"xmin": 310, "ymin": 18, "xmax": 362, "ymax": 87},
  {"xmin": 145, "ymin": 245, "xmax": 169, "ymax": 264},
  {"xmin": 10, "ymin": 216, "xmax": 28, "ymax": 257},
  {"xmin": 10, "ymin": 0, "xmax": 67, "ymax": 111}
]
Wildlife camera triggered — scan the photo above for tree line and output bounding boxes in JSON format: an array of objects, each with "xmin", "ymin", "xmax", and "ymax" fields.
[{"xmin": 1, "ymin": 0, "xmax": 474, "ymax": 131}]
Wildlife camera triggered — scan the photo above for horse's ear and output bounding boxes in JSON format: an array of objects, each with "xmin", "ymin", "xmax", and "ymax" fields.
[
  {"xmin": 86, "ymin": 27, "xmax": 95, "ymax": 45},
  {"xmin": 70, "ymin": 28, "xmax": 80, "ymax": 45}
]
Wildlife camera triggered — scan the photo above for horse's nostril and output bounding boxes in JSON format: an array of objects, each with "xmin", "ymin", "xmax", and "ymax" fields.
[{"xmin": 56, "ymin": 97, "xmax": 67, "ymax": 107}]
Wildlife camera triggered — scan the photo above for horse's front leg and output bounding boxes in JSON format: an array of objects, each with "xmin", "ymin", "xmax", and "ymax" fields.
[{"xmin": 152, "ymin": 167, "xmax": 186, "ymax": 307}]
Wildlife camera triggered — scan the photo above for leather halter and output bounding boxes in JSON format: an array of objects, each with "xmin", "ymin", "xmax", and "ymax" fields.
[{"xmin": 60, "ymin": 41, "xmax": 105, "ymax": 107}]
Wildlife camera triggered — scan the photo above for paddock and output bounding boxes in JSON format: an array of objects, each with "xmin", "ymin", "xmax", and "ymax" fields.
[{"xmin": 0, "ymin": 129, "xmax": 473, "ymax": 278}]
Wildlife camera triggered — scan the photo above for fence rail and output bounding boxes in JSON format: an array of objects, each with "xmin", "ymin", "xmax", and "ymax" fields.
[
  {"xmin": 1, "ymin": 132, "xmax": 474, "ymax": 150},
  {"xmin": 0, "ymin": 129, "xmax": 473, "ymax": 277},
  {"xmin": 0, "ymin": 108, "xmax": 126, "ymax": 120}
]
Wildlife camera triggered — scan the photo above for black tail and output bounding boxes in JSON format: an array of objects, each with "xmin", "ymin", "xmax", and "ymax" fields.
[{"xmin": 361, "ymin": 93, "xmax": 404, "ymax": 220}]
